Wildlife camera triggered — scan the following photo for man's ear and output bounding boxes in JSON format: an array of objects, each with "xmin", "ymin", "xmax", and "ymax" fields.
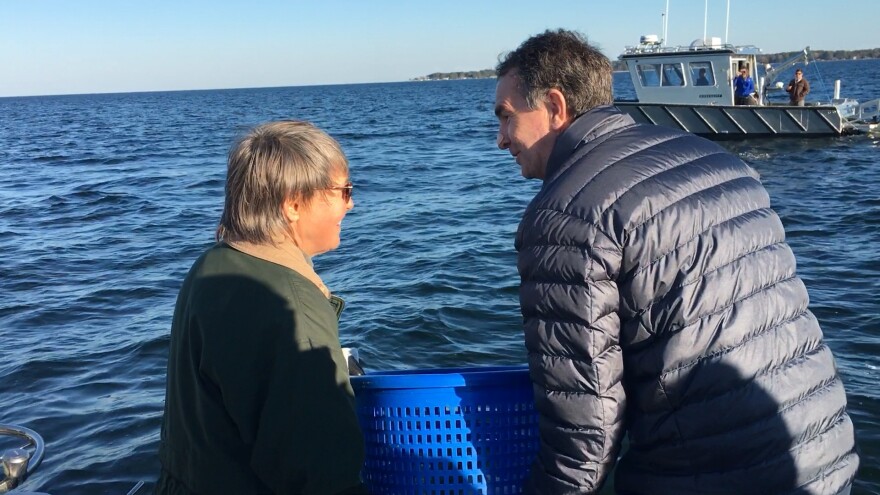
[{"xmin": 545, "ymin": 88, "xmax": 569, "ymax": 131}]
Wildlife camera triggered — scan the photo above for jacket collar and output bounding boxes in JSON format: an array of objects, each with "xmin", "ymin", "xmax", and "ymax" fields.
[
  {"xmin": 545, "ymin": 105, "xmax": 635, "ymax": 182},
  {"xmin": 225, "ymin": 240, "xmax": 330, "ymax": 298}
]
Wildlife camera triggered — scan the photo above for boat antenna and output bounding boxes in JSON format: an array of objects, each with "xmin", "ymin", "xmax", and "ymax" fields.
[
  {"xmin": 660, "ymin": 12, "xmax": 665, "ymax": 46},
  {"xmin": 662, "ymin": 0, "xmax": 669, "ymax": 46},
  {"xmin": 725, "ymin": 0, "xmax": 731, "ymax": 43},
  {"xmin": 703, "ymin": 0, "xmax": 708, "ymax": 43}
]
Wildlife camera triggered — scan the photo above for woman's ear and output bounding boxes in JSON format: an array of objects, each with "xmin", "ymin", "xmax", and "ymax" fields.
[
  {"xmin": 283, "ymin": 197, "xmax": 300, "ymax": 223},
  {"xmin": 545, "ymin": 88, "xmax": 569, "ymax": 131}
]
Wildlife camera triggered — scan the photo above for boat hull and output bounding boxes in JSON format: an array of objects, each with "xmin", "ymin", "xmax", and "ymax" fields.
[{"xmin": 614, "ymin": 101, "xmax": 846, "ymax": 139}]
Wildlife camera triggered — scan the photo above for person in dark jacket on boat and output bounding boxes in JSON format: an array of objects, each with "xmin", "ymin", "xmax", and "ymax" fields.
[
  {"xmin": 695, "ymin": 68, "xmax": 710, "ymax": 86},
  {"xmin": 494, "ymin": 29, "xmax": 859, "ymax": 495},
  {"xmin": 157, "ymin": 121, "xmax": 367, "ymax": 495},
  {"xmin": 733, "ymin": 66, "xmax": 757, "ymax": 105},
  {"xmin": 786, "ymin": 68, "xmax": 811, "ymax": 106}
]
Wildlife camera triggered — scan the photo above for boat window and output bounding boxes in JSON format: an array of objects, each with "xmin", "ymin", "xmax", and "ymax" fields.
[
  {"xmin": 661, "ymin": 63, "xmax": 685, "ymax": 86},
  {"xmin": 636, "ymin": 64, "xmax": 661, "ymax": 87},
  {"xmin": 690, "ymin": 62, "xmax": 715, "ymax": 86}
]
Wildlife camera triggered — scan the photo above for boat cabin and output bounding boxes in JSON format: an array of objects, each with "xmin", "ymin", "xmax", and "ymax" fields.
[{"xmin": 619, "ymin": 35, "xmax": 761, "ymax": 106}]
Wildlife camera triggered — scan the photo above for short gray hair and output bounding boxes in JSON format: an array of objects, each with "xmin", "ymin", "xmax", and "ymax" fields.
[
  {"xmin": 216, "ymin": 120, "xmax": 348, "ymax": 244},
  {"xmin": 496, "ymin": 29, "xmax": 613, "ymax": 117}
]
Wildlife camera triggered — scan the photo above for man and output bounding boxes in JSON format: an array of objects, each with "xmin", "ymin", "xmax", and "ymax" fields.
[
  {"xmin": 695, "ymin": 68, "xmax": 710, "ymax": 86},
  {"xmin": 786, "ymin": 68, "xmax": 811, "ymax": 106},
  {"xmin": 733, "ymin": 66, "xmax": 756, "ymax": 105},
  {"xmin": 494, "ymin": 29, "xmax": 858, "ymax": 494}
]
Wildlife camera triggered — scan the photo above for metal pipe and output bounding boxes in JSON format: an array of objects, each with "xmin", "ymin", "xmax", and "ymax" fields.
[
  {"xmin": 759, "ymin": 77, "xmax": 766, "ymax": 105},
  {"xmin": 127, "ymin": 481, "xmax": 146, "ymax": 495},
  {"xmin": 704, "ymin": 0, "xmax": 708, "ymax": 43},
  {"xmin": 725, "ymin": 0, "xmax": 731, "ymax": 43},
  {"xmin": 663, "ymin": 0, "xmax": 670, "ymax": 46},
  {"xmin": 0, "ymin": 424, "xmax": 44, "ymax": 494}
]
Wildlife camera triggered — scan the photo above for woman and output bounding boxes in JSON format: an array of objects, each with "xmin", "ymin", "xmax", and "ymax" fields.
[{"xmin": 157, "ymin": 121, "xmax": 366, "ymax": 494}]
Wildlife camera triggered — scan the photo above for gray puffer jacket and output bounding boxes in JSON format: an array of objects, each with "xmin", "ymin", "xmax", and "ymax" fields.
[{"xmin": 517, "ymin": 106, "xmax": 859, "ymax": 495}]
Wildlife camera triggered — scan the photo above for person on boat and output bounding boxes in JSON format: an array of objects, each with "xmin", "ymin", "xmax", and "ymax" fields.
[
  {"xmin": 156, "ymin": 121, "xmax": 367, "ymax": 495},
  {"xmin": 786, "ymin": 68, "xmax": 811, "ymax": 106},
  {"xmin": 494, "ymin": 29, "xmax": 859, "ymax": 495},
  {"xmin": 733, "ymin": 66, "xmax": 757, "ymax": 105},
  {"xmin": 695, "ymin": 68, "xmax": 710, "ymax": 86}
]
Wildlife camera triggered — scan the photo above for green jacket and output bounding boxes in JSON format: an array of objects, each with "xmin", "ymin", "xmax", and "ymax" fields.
[{"xmin": 158, "ymin": 243, "xmax": 365, "ymax": 494}]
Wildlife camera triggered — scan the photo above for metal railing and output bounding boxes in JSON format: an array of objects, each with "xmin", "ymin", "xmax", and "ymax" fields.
[{"xmin": 0, "ymin": 424, "xmax": 45, "ymax": 493}]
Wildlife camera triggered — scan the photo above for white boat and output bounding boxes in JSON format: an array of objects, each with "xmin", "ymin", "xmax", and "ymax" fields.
[{"xmin": 613, "ymin": 35, "xmax": 880, "ymax": 138}]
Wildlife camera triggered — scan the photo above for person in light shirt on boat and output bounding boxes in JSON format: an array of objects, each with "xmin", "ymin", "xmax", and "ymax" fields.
[
  {"xmin": 494, "ymin": 29, "xmax": 858, "ymax": 495},
  {"xmin": 733, "ymin": 66, "xmax": 757, "ymax": 105},
  {"xmin": 786, "ymin": 68, "xmax": 811, "ymax": 106},
  {"xmin": 156, "ymin": 121, "xmax": 367, "ymax": 495}
]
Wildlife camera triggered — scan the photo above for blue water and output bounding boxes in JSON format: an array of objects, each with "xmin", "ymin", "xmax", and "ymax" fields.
[{"xmin": 1, "ymin": 59, "xmax": 878, "ymax": 494}]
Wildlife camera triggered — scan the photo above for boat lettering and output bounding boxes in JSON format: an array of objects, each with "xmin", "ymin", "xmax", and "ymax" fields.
[{"xmin": 699, "ymin": 94, "xmax": 723, "ymax": 98}]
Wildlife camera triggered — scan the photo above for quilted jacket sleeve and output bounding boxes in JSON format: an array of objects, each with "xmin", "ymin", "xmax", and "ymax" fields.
[{"xmin": 519, "ymin": 211, "xmax": 627, "ymax": 494}]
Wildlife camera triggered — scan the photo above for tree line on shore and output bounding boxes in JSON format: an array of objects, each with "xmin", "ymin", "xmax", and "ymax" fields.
[
  {"xmin": 412, "ymin": 69, "xmax": 496, "ymax": 81},
  {"xmin": 414, "ymin": 48, "xmax": 880, "ymax": 80},
  {"xmin": 759, "ymin": 47, "xmax": 880, "ymax": 63}
]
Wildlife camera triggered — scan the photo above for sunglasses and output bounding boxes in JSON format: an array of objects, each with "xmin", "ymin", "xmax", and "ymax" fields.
[{"xmin": 326, "ymin": 183, "xmax": 353, "ymax": 202}]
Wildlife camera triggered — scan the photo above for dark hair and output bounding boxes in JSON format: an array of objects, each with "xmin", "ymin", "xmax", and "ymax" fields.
[{"xmin": 495, "ymin": 29, "xmax": 612, "ymax": 117}]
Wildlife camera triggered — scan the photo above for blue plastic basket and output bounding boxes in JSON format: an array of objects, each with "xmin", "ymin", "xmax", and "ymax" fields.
[{"xmin": 351, "ymin": 365, "xmax": 539, "ymax": 495}]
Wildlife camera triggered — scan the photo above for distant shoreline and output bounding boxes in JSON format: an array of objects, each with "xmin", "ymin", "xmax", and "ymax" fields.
[{"xmin": 412, "ymin": 69, "xmax": 496, "ymax": 81}]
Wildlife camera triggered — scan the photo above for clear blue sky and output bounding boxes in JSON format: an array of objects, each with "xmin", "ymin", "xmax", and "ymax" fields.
[{"xmin": 2, "ymin": 0, "xmax": 878, "ymax": 97}]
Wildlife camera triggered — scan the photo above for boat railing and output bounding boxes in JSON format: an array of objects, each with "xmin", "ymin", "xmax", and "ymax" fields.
[
  {"xmin": 1, "ymin": 423, "xmax": 147, "ymax": 494},
  {"xmin": 621, "ymin": 43, "xmax": 761, "ymax": 56},
  {"xmin": 0, "ymin": 424, "xmax": 44, "ymax": 493}
]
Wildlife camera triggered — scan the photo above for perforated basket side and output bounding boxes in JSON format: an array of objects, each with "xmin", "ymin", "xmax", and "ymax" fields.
[{"xmin": 352, "ymin": 366, "xmax": 538, "ymax": 495}]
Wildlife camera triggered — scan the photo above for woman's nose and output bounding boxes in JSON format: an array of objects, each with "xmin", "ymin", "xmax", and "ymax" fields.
[{"xmin": 497, "ymin": 131, "xmax": 509, "ymax": 150}]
